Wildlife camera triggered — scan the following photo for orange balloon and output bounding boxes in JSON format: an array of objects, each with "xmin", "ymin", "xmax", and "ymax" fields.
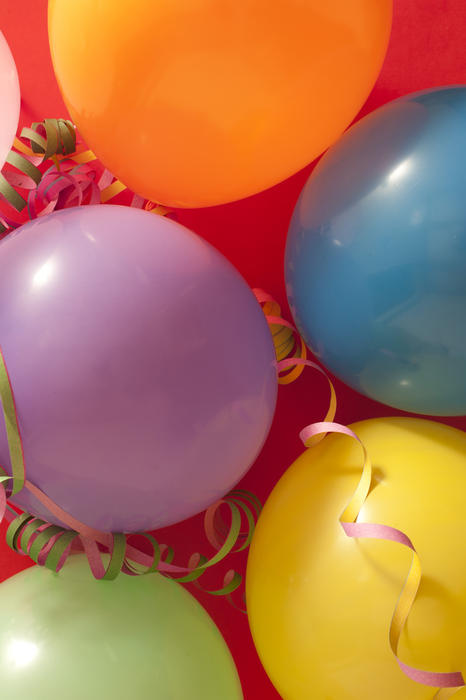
[{"xmin": 48, "ymin": 0, "xmax": 392, "ymax": 208}]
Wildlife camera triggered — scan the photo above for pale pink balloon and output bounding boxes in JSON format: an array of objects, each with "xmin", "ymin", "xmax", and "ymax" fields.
[{"xmin": 0, "ymin": 31, "xmax": 20, "ymax": 171}]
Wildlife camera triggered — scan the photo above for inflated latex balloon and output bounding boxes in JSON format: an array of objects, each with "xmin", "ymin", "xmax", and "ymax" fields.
[
  {"xmin": 285, "ymin": 86, "xmax": 466, "ymax": 416},
  {"xmin": 0, "ymin": 205, "xmax": 277, "ymax": 532},
  {"xmin": 0, "ymin": 555, "xmax": 243, "ymax": 700},
  {"xmin": 48, "ymin": 0, "xmax": 392, "ymax": 208},
  {"xmin": 247, "ymin": 417, "xmax": 466, "ymax": 700},
  {"xmin": 0, "ymin": 31, "xmax": 20, "ymax": 170}
]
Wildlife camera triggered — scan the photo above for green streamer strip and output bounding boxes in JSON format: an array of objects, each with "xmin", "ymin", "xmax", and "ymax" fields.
[
  {"xmin": 0, "ymin": 346, "xmax": 259, "ymax": 604},
  {"xmin": 0, "ymin": 349, "xmax": 25, "ymax": 495},
  {"xmin": 0, "ymin": 119, "xmax": 76, "ymax": 223}
]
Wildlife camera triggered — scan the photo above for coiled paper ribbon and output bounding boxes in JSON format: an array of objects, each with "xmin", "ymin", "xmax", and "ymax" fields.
[
  {"xmin": 300, "ymin": 420, "xmax": 465, "ymax": 698},
  {"xmin": 0, "ymin": 119, "xmax": 169, "ymax": 233},
  {"xmin": 254, "ymin": 289, "xmax": 337, "ymax": 444},
  {"xmin": 0, "ymin": 346, "xmax": 260, "ymax": 604}
]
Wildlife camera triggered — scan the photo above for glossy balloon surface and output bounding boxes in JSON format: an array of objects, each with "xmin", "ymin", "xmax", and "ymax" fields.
[
  {"xmin": 286, "ymin": 86, "xmax": 466, "ymax": 415},
  {"xmin": 48, "ymin": 0, "xmax": 392, "ymax": 207},
  {"xmin": 0, "ymin": 555, "xmax": 243, "ymax": 699},
  {"xmin": 247, "ymin": 417, "xmax": 466, "ymax": 699},
  {"xmin": 0, "ymin": 205, "xmax": 276, "ymax": 531}
]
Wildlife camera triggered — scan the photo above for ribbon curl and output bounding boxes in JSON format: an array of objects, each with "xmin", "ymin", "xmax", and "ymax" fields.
[
  {"xmin": 254, "ymin": 288, "xmax": 337, "ymax": 445},
  {"xmin": 0, "ymin": 348, "xmax": 259, "ymax": 606},
  {"xmin": 300, "ymin": 420, "xmax": 465, "ymax": 698},
  {"xmin": 254, "ymin": 288, "xmax": 306, "ymax": 384},
  {"xmin": 0, "ymin": 119, "xmax": 170, "ymax": 234}
]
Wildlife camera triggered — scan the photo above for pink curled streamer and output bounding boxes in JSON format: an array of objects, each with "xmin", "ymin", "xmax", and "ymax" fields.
[{"xmin": 301, "ymin": 420, "xmax": 465, "ymax": 696}]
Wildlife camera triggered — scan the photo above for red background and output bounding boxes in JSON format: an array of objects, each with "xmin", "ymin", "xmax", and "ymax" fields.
[{"xmin": 1, "ymin": 1, "xmax": 466, "ymax": 698}]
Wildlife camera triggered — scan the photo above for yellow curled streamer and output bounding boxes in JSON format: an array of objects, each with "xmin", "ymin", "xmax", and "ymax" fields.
[{"xmin": 254, "ymin": 289, "xmax": 307, "ymax": 384}]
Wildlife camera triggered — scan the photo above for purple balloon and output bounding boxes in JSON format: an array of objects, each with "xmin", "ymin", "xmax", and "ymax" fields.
[{"xmin": 0, "ymin": 206, "xmax": 277, "ymax": 532}]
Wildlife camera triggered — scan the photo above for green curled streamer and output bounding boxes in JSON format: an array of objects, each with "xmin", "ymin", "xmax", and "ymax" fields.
[
  {"xmin": 124, "ymin": 534, "xmax": 163, "ymax": 576},
  {"xmin": 28, "ymin": 524, "xmax": 67, "ymax": 563},
  {"xmin": 174, "ymin": 554, "xmax": 209, "ymax": 584},
  {"xmin": 0, "ymin": 350, "xmax": 25, "ymax": 495},
  {"xmin": 102, "ymin": 534, "xmax": 127, "ymax": 580},
  {"xmin": 5, "ymin": 514, "xmax": 77, "ymax": 573},
  {"xmin": 0, "ymin": 119, "xmax": 77, "ymax": 218},
  {"xmin": 4, "ymin": 489, "xmax": 258, "ymax": 602},
  {"xmin": 5, "ymin": 512, "xmax": 35, "ymax": 551},
  {"xmin": 81, "ymin": 533, "xmax": 128, "ymax": 581},
  {"xmin": 13, "ymin": 516, "xmax": 47, "ymax": 553},
  {"xmin": 228, "ymin": 499, "xmax": 257, "ymax": 552},
  {"xmin": 24, "ymin": 118, "xmax": 76, "ymax": 160},
  {"xmin": 6, "ymin": 150, "xmax": 42, "ymax": 184},
  {"xmin": 204, "ymin": 571, "xmax": 243, "ymax": 597},
  {"xmin": 0, "ymin": 174, "xmax": 27, "ymax": 211},
  {"xmin": 3, "ymin": 491, "xmax": 259, "ymax": 597},
  {"xmin": 43, "ymin": 530, "xmax": 78, "ymax": 571},
  {"xmin": 161, "ymin": 545, "xmax": 175, "ymax": 565},
  {"xmin": 0, "ymin": 346, "xmax": 260, "ymax": 603},
  {"xmin": 207, "ymin": 489, "xmax": 262, "ymax": 551}
]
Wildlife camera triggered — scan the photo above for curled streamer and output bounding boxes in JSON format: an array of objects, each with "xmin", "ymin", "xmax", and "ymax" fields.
[
  {"xmin": 0, "ymin": 118, "xmax": 76, "ymax": 222},
  {"xmin": 0, "ymin": 118, "xmax": 170, "ymax": 234},
  {"xmin": 300, "ymin": 420, "xmax": 465, "ymax": 698},
  {"xmin": 254, "ymin": 288, "xmax": 337, "ymax": 443},
  {"xmin": 0, "ymin": 348, "xmax": 258, "ymax": 605},
  {"xmin": 254, "ymin": 288, "xmax": 306, "ymax": 384}
]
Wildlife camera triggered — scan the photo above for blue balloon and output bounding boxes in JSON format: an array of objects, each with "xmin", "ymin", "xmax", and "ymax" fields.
[{"xmin": 285, "ymin": 86, "xmax": 466, "ymax": 416}]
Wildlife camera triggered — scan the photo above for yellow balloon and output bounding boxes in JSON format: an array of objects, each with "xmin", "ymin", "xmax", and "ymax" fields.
[{"xmin": 246, "ymin": 418, "xmax": 466, "ymax": 699}]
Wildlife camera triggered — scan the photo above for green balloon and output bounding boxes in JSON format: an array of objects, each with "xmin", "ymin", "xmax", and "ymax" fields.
[{"xmin": 0, "ymin": 556, "xmax": 243, "ymax": 699}]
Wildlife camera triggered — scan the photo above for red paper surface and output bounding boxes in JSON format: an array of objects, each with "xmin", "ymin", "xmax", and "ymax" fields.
[{"xmin": 1, "ymin": 1, "xmax": 466, "ymax": 698}]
